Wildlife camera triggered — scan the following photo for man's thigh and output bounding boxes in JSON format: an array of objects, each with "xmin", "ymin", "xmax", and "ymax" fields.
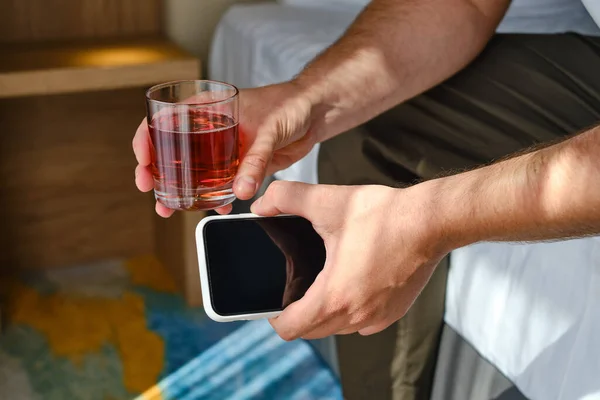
[
  {"xmin": 318, "ymin": 33, "xmax": 600, "ymax": 400},
  {"xmin": 361, "ymin": 33, "xmax": 600, "ymax": 180}
]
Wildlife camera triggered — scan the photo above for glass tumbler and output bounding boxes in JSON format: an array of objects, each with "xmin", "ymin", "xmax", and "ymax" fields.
[{"xmin": 146, "ymin": 80, "xmax": 239, "ymax": 211}]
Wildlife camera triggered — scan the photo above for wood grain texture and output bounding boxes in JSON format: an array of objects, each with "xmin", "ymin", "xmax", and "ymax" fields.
[
  {"xmin": 0, "ymin": 37, "xmax": 200, "ymax": 98},
  {"xmin": 0, "ymin": 0, "xmax": 162, "ymax": 43},
  {"xmin": 0, "ymin": 89, "xmax": 155, "ymax": 270},
  {"xmin": 154, "ymin": 211, "xmax": 206, "ymax": 307}
]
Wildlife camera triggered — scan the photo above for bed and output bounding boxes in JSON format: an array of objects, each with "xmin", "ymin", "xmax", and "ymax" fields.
[{"xmin": 209, "ymin": 3, "xmax": 600, "ymax": 399}]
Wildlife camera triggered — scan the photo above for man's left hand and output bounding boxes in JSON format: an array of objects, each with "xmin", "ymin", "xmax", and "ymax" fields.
[{"xmin": 251, "ymin": 181, "xmax": 450, "ymax": 340}]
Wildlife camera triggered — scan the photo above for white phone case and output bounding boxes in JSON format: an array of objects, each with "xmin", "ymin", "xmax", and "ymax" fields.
[{"xmin": 196, "ymin": 213, "xmax": 284, "ymax": 323}]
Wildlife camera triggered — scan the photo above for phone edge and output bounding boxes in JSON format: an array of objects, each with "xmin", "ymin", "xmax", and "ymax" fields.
[{"xmin": 195, "ymin": 213, "xmax": 284, "ymax": 322}]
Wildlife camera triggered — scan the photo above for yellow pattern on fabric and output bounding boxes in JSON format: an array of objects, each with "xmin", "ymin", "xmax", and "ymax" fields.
[
  {"xmin": 140, "ymin": 384, "xmax": 165, "ymax": 400},
  {"xmin": 125, "ymin": 255, "xmax": 178, "ymax": 293},
  {"xmin": 9, "ymin": 283, "xmax": 164, "ymax": 393}
]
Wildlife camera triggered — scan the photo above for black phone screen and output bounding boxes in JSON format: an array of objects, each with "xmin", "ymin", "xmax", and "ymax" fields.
[{"xmin": 203, "ymin": 215, "xmax": 326, "ymax": 316}]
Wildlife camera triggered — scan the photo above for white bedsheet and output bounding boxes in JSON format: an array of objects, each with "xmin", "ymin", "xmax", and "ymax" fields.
[
  {"xmin": 210, "ymin": 5, "xmax": 600, "ymax": 399},
  {"xmin": 448, "ymin": 239, "xmax": 600, "ymax": 400}
]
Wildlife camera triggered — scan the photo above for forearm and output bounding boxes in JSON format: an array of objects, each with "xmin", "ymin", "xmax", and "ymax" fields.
[
  {"xmin": 295, "ymin": 0, "xmax": 509, "ymax": 142},
  {"xmin": 427, "ymin": 126, "xmax": 600, "ymax": 250}
]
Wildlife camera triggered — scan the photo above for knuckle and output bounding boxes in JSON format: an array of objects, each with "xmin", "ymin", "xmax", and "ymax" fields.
[
  {"xmin": 243, "ymin": 153, "xmax": 269, "ymax": 173},
  {"xmin": 360, "ymin": 328, "xmax": 378, "ymax": 337},
  {"xmin": 266, "ymin": 181, "xmax": 288, "ymax": 203},
  {"xmin": 349, "ymin": 305, "xmax": 376, "ymax": 326},
  {"xmin": 328, "ymin": 291, "xmax": 352, "ymax": 315},
  {"xmin": 279, "ymin": 332, "xmax": 295, "ymax": 342},
  {"xmin": 360, "ymin": 308, "xmax": 378, "ymax": 324}
]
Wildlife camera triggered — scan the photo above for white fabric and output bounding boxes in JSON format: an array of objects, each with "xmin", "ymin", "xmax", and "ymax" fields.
[
  {"xmin": 278, "ymin": 0, "xmax": 369, "ymax": 13},
  {"xmin": 210, "ymin": 4, "xmax": 356, "ymax": 88},
  {"xmin": 447, "ymin": 239, "xmax": 600, "ymax": 400},
  {"xmin": 498, "ymin": 0, "xmax": 600, "ymax": 34},
  {"xmin": 277, "ymin": 0, "xmax": 600, "ymax": 35},
  {"xmin": 583, "ymin": 0, "xmax": 600, "ymax": 27}
]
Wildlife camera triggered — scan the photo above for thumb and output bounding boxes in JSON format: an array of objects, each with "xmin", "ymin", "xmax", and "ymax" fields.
[
  {"xmin": 233, "ymin": 135, "xmax": 275, "ymax": 200},
  {"xmin": 251, "ymin": 181, "xmax": 323, "ymax": 220}
]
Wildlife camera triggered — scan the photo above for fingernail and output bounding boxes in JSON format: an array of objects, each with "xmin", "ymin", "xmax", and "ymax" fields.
[{"xmin": 235, "ymin": 176, "xmax": 257, "ymax": 195}]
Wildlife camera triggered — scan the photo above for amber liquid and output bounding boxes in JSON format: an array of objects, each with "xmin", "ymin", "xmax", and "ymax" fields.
[{"xmin": 149, "ymin": 109, "xmax": 239, "ymax": 210}]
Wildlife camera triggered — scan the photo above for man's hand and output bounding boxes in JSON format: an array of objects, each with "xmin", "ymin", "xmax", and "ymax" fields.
[
  {"xmin": 251, "ymin": 181, "xmax": 449, "ymax": 340},
  {"xmin": 133, "ymin": 82, "xmax": 316, "ymax": 217},
  {"xmin": 250, "ymin": 123, "xmax": 600, "ymax": 342}
]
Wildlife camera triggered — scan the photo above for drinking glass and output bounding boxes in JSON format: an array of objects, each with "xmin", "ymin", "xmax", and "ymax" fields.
[{"xmin": 146, "ymin": 80, "xmax": 239, "ymax": 211}]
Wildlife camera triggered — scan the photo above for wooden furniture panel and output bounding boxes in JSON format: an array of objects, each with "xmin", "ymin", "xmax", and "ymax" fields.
[
  {"xmin": 0, "ymin": 37, "xmax": 200, "ymax": 98},
  {"xmin": 0, "ymin": 89, "xmax": 155, "ymax": 270},
  {"xmin": 0, "ymin": 0, "xmax": 205, "ymax": 305},
  {"xmin": 155, "ymin": 211, "xmax": 206, "ymax": 307},
  {"xmin": 0, "ymin": 0, "xmax": 162, "ymax": 43}
]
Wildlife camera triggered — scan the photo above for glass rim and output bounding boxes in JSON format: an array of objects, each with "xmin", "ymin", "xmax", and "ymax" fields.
[{"xmin": 145, "ymin": 79, "xmax": 239, "ymax": 106}]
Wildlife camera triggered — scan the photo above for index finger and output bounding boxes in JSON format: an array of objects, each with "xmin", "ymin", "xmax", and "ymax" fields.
[{"xmin": 251, "ymin": 181, "xmax": 324, "ymax": 220}]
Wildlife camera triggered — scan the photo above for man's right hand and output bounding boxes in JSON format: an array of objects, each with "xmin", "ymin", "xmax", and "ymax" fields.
[{"xmin": 132, "ymin": 82, "xmax": 318, "ymax": 217}]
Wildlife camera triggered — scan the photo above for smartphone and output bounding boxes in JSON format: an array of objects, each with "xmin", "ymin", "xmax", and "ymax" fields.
[{"xmin": 196, "ymin": 213, "xmax": 326, "ymax": 322}]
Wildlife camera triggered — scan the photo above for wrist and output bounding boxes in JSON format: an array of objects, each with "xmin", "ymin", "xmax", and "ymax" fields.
[
  {"xmin": 419, "ymin": 154, "xmax": 538, "ymax": 250},
  {"xmin": 391, "ymin": 182, "xmax": 460, "ymax": 258},
  {"xmin": 406, "ymin": 175, "xmax": 483, "ymax": 254},
  {"xmin": 290, "ymin": 76, "xmax": 332, "ymax": 143}
]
